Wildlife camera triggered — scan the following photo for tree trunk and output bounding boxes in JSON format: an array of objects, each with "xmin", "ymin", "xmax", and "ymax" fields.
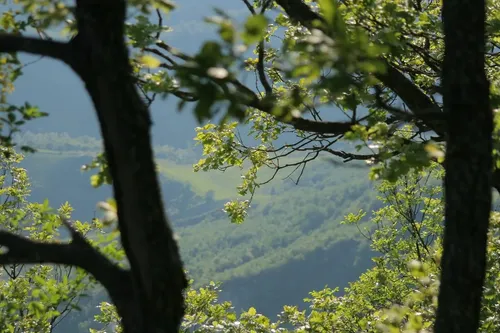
[
  {"xmin": 434, "ymin": 0, "xmax": 492, "ymax": 332},
  {"xmin": 69, "ymin": 1, "xmax": 187, "ymax": 332}
]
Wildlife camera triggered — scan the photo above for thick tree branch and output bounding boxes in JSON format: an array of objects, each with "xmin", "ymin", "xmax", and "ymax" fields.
[
  {"xmin": 0, "ymin": 231, "xmax": 78, "ymax": 265},
  {"xmin": 70, "ymin": 1, "xmax": 187, "ymax": 331},
  {"xmin": 271, "ymin": 1, "xmax": 500, "ymax": 204},
  {"xmin": 225, "ymin": 78, "xmax": 358, "ymax": 134},
  {"xmin": 288, "ymin": 116, "xmax": 354, "ymax": 134},
  {"xmin": 274, "ymin": 0, "xmax": 445, "ymax": 135},
  {"xmin": 0, "ymin": 219, "xmax": 129, "ymax": 299},
  {"xmin": 146, "ymin": 40, "xmax": 359, "ymax": 135},
  {"xmin": 0, "ymin": 33, "xmax": 72, "ymax": 64},
  {"xmin": 434, "ymin": 0, "xmax": 492, "ymax": 331},
  {"xmin": 377, "ymin": 65, "xmax": 445, "ymax": 135},
  {"xmin": 324, "ymin": 147, "xmax": 387, "ymax": 162},
  {"xmin": 274, "ymin": 0, "xmax": 326, "ymax": 27}
]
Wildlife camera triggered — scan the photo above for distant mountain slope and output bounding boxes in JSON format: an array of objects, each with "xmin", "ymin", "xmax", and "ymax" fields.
[
  {"xmin": 6, "ymin": 0, "xmax": 250, "ymax": 148},
  {"xmin": 18, "ymin": 134, "xmax": 379, "ymax": 318}
]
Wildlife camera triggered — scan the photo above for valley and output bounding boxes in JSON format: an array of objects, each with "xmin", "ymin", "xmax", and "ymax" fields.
[{"xmin": 17, "ymin": 132, "xmax": 379, "ymax": 330}]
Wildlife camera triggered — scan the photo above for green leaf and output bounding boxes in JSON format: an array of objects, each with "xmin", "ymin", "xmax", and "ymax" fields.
[
  {"xmin": 90, "ymin": 174, "xmax": 102, "ymax": 188},
  {"xmin": 318, "ymin": 0, "xmax": 335, "ymax": 25},
  {"xmin": 247, "ymin": 307, "xmax": 257, "ymax": 316},
  {"xmin": 139, "ymin": 55, "xmax": 161, "ymax": 68},
  {"xmin": 242, "ymin": 14, "xmax": 268, "ymax": 45}
]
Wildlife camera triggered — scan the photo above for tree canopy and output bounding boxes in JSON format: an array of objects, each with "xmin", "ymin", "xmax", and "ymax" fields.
[{"xmin": 0, "ymin": 0, "xmax": 496, "ymax": 332}]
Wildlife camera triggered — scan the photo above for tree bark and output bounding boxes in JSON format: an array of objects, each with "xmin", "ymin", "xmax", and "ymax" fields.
[
  {"xmin": 0, "ymin": 0, "xmax": 494, "ymax": 331},
  {"xmin": 434, "ymin": 0, "xmax": 492, "ymax": 332},
  {"xmin": 67, "ymin": 1, "xmax": 187, "ymax": 332}
]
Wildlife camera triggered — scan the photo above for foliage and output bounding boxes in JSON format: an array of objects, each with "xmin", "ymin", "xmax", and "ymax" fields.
[
  {"xmin": 0, "ymin": 147, "xmax": 122, "ymax": 333},
  {"xmin": 0, "ymin": 9, "xmax": 48, "ymax": 152},
  {"xmin": 175, "ymin": 0, "xmax": 497, "ymax": 225},
  {"xmin": 21, "ymin": 144, "xmax": 376, "ymax": 296},
  {"xmin": 3, "ymin": 0, "xmax": 496, "ymax": 224},
  {"xmin": 0, "ymin": 148, "xmax": 83, "ymax": 332},
  {"xmin": 0, "ymin": 0, "xmax": 458, "ymax": 221},
  {"xmin": 187, "ymin": 0, "xmax": 448, "ymax": 222},
  {"xmin": 5, "ymin": 144, "xmax": 500, "ymax": 333},
  {"xmin": 0, "ymin": 0, "xmax": 499, "ymax": 332},
  {"xmin": 86, "ymin": 161, "xmax": 500, "ymax": 333}
]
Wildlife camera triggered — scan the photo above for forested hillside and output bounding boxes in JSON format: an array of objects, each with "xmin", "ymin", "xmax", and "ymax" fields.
[
  {"xmin": 17, "ymin": 132, "xmax": 377, "ymax": 322},
  {"xmin": 1, "ymin": 0, "xmax": 497, "ymax": 332}
]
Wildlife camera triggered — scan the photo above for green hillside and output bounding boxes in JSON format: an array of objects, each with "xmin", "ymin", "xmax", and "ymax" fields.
[{"xmin": 18, "ymin": 132, "xmax": 379, "ymax": 318}]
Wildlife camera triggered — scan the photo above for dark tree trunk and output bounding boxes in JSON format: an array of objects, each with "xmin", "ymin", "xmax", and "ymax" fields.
[
  {"xmin": 68, "ymin": 1, "xmax": 188, "ymax": 332},
  {"xmin": 0, "ymin": 1, "xmax": 187, "ymax": 331},
  {"xmin": 0, "ymin": 0, "xmax": 188, "ymax": 328},
  {"xmin": 434, "ymin": 0, "xmax": 492, "ymax": 332},
  {"xmin": 0, "ymin": 0, "xmax": 495, "ymax": 331}
]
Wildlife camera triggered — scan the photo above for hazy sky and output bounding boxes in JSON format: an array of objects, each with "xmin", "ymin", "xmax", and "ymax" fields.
[{"xmin": 7, "ymin": 0, "xmax": 247, "ymax": 147}]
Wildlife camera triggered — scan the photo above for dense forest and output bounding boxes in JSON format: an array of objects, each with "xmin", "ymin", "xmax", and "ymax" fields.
[
  {"xmin": 17, "ymin": 132, "xmax": 377, "ymax": 318},
  {"xmin": 0, "ymin": 0, "xmax": 499, "ymax": 332}
]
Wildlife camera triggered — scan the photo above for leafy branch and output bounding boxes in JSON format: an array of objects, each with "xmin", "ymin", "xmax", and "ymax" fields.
[
  {"xmin": 0, "ymin": 33, "xmax": 72, "ymax": 65},
  {"xmin": 0, "ymin": 217, "xmax": 130, "ymax": 301}
]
